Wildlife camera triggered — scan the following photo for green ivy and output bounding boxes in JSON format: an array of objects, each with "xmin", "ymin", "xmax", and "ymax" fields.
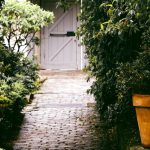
[{"xmin": 79, "ymin": 0, "xmax": 150, "ymax": 149}]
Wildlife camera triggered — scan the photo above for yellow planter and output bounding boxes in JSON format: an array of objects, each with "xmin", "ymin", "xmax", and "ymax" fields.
[{"xmin": 133, "ymin": 94, "xmax": 150, "ymax": 147}]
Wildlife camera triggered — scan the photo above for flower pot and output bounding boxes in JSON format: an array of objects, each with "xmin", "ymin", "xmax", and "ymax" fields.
[{"xmin": 133, "ymin": 94, "xmax": 150, "ymax": 147}]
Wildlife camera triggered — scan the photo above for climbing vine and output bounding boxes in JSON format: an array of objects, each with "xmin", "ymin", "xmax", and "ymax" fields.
[{"xmin": 79, "ymin": 0, "xmax": 150, "ymax": 149}]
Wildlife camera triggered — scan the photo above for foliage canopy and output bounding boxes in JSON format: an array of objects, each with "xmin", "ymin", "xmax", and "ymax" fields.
[
  {"xmin": 0, "ymin": 0, "xmax": 54, "ymax": 55},
  {"xmin": 79, "ymin": 0, "xmax": 150, "ymax": 148}
]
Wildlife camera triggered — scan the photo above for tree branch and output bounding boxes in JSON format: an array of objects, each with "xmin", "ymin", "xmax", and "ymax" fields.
[
  {"xmin": 26, "ymin": 45, "xmax": 35, "ymax": 57},
  {"xmin": 22, "ymin": 32, "xmax": 36, "ymax": 53}
]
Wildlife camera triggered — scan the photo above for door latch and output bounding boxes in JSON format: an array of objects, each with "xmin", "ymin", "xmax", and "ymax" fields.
[{"xmin": 66, "ymin": 31, "xmax": 75, "ymax": 37}]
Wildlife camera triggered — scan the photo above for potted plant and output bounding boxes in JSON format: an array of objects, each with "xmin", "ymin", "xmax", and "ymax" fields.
[
  {"xmin": 131, "ymin": 51, "xmax": 150, "ymax": 147},
  {"xmin": 116, "ymin": 50, "xmax": 150, "ymax": 147}
]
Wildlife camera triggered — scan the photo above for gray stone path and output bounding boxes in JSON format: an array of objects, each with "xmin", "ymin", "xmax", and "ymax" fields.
[{"xmin": 13, "ymin": 72, "xmax": 101, "ymax": 150}]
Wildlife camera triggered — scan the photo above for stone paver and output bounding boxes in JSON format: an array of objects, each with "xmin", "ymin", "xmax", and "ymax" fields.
[{"xmin": 13, "ymin": 71, "xmax": 101, "ymax": 150}]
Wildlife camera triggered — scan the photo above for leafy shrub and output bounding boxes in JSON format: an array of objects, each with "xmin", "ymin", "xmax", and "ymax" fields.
[
  {"xmin": 0, "ymin": 1, "xmax": 54, "ymax": 148},
  {"xmin": 0, "ymin": 0, "xmax": 54, "ymax": 55},
  {"xmin": 79, "ymin": 0, "xmax": 150, "ymax": 149},
  {"xmin": 116, "ymin": 51, "xmax": 150, "ymax": 96},
  {"xmin": 0, "ymin": 43, "xmax": 39, "ymax": 148}
]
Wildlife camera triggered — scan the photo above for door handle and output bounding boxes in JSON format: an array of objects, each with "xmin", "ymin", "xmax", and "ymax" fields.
[{"xmin": 66, "ymin": 31, "xmax": 75, "ymax": 37}]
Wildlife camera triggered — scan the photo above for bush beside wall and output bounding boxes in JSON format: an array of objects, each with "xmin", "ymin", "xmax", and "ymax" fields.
[
  {"xmin": 79, "ymin": 0, "xmax": 150, "ymax": 149},
  {"xmin": 0, "ymin": 1, "xmax": 54, "ymax": 148},
  {"xmin": 0, "ymin": 43, "xmax": 40, "ymax": 149}
]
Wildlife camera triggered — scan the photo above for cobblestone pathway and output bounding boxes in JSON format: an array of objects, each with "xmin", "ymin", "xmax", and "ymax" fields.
[{"xmin": 13, "ymin": 71, "xmax": 102, "ymax": 150}]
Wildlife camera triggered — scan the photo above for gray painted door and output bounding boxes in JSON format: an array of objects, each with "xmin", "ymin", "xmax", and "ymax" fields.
[{"xmin": 41, "ymin": 3, "xmax": 81, "ymax": 70}]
